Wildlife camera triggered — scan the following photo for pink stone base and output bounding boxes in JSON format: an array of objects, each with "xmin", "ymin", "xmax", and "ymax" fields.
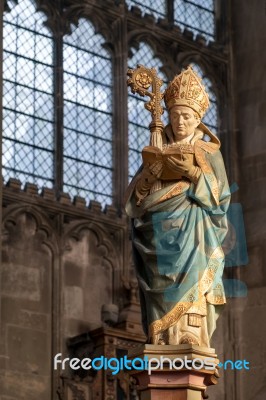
[
  {"xmin": 140, "ymin": 388, "xmax": 202, "ymax": 400},
  {"xmin": 128, "ymin": 344, "xmax": 219, "ymax": 400},
  {"xmin": 137, "ymin": 370, "xmax": 206, "ymax": 389},
  {"xmin": 136, "ymin": 370, "xmax": 206, "ymax": 400}
]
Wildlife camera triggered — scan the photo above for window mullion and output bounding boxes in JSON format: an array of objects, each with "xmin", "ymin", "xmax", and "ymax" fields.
[
  {"xmin": 167, "ymin": 0, "xmax": 174, "ymax": 25},
  {"xmin": 112, "ymin": 17, "xmax": 129, "ymax": 211},
  {"xmin": 53, "ymin": 31, "xmax": 64, "ymax": 196}
]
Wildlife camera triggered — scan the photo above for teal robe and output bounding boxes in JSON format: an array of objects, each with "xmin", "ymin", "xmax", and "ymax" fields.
[{"xmin": 125, "ymin": 137, "xmax": 231, "ymax": 341}]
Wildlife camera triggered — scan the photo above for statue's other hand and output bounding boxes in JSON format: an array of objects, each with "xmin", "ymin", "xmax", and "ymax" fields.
[
  {"xmin": 149, "ymin": 161, "xmax": 163, "ymax": 178},
  {"xmin": 140, "ymin": 161, "xmax": 162, "ymax": 186},
  {"xmin": 135, "ymin": 161, "xmax": 163, "ymax": 206},
  {"xmin": 166, "ymin": 155, "xmax": 201, "ymax": 184},
  {"xmin": 166, "ymin": 156, "xmax": 190, "ymax": 174}
]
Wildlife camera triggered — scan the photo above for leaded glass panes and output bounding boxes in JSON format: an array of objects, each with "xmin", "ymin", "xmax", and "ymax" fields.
[
  {"xmin": 3, "ymin": 0, "xmax": 54, "ymax": 188},
  {"xmin": 126, "ymin": 0, "xmax": 166, "ymax": 19},
  {"xmin": 174, "ymin": 0, "xmax": 215, "ymax": 42},
  {"xmin": 191, "ymin": 63, "xmax": 218, "ymax": 133},
  {"xmin": 63, "ymin": 19, "xmax": 113, "ymax": 206},
  {"xmin": 128, "ymin": 42, "xmax": 167, "ymax": 179}
]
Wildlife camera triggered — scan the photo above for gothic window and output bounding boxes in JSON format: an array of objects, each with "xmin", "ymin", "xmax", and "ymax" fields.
[
  {"xmin": 174, "ymin": 0, "xmax": 215, "ymax": 42},
  {"xmin": 63, "ymin": 19, "xmax": 113, "ymax": 205},
  {"xmin": 190, "ymin": 63, "xmax": 218, "ymax": 133},
  {"xmin": 128, "ymin": 42, "xmax": 167, "ymax": 179},
  {"xmin": 1, "ymin": 1, "xmax": 222, "ymax": 209},
  {"xmin": 2, "ymin": 0, "xmax": 54, "ymax": 188},
  {"xmin": 126, "ymin": 0, "xmax": 167, "ymax": 19}
]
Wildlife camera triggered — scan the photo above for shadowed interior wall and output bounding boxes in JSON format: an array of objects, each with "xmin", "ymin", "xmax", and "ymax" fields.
[
  {"xmin": 1, "ymin": 209, "xmax": 54, "ymax": 399},
  {"xmin": 231, "ymin": 0, "xmax": 266, "ymax": 399}
]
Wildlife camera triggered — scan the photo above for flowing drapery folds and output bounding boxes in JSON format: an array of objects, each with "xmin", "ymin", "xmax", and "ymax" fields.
[{"xmin": 125, "ymin": 137, "xmax": 230, "ymax": 342}]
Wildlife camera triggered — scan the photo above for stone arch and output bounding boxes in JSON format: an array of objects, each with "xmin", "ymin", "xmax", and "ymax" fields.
[
  {"xmin": 3, "ymin": 204, "xmax": 58, "ymax": 251},
  {"xmin": 62, "ymin": 221, "xmax": 121, "ymax": 336},
  {"xmin": 63, "ymin": 3, "xmax": 114, "ymax": 54},
  {"xmin": 3, "ymin": 0, "xmax": 57, "ymax": 36},
  {"xmin": 127, "ymin": 29, "xmax": 172, "ymax": 80}
]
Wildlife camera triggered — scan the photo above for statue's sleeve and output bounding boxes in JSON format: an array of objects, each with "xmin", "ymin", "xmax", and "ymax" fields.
[
  {"xmin": 124, "ymin": 166, "xmax": 146, "ymax": 218},
  {"xmin": 188, "ymin": 149, "xmax": 231, "ymax": 244}
]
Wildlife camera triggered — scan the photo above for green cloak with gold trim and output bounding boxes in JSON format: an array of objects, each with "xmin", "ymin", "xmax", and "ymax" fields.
[{"xmin": 125, "ymin": 128, "xmax": 230, "ymax": 342}]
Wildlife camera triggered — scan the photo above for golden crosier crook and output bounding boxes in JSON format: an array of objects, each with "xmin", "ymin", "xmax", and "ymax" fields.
[
  {"xmin": 127, "ymin": 64, "xmax": 165, "ymax": 149},
  {"xmin": 127, "ymin": 65, "xmax": 165, "ymax": 191}
]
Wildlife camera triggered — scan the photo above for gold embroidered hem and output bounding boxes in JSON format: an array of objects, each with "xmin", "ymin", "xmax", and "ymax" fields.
[
  {"xmin": 141, "ymin": 180, "xmax": 190, "ymax": 210},
  {"xmin": 148, "ymin": 245, "xmax": 225, "ymax": 338}
]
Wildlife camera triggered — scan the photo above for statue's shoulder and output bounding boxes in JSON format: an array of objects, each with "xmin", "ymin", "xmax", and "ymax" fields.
[{"xmin": 195, "ymin": 139, "xmax": 220, "ymax": 155}]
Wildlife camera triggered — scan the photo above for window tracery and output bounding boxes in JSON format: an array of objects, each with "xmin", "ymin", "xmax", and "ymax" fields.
[
  {"xmin": 63, "ymin": 19, "xmax": 113, "ymax": 205},
  {"xmin": 126, "ymin": 0, "xmax": 215, "ymax": 42},
  {"xmin": 127, "ymin": 0, "xmax": 166, "ymax": 19},
  {"xmin": 174, "ymin": 0, "xmax": 215, "ymax": 42},
  {"xmin": 3, "ymin": 0, "xmax": 54, "ymax": 188}
]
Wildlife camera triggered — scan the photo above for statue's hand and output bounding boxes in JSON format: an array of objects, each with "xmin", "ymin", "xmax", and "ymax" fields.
[
  {"xmin": 166, "ymin": 155, "xmax": 201, "ymax": 184},
  {"xmin": 149, "ymin": 161, "xmax": 163, "ymax": 179},
  {"xmin": 140, "ymin": 161, "xmax": 163, "ymax": 185},
  {"xmin": 166, "ymin": 155, "xmax": 190, "ymax": 174},
  {"xmin": 135, "ymin": 161, "xmax": 163, "ymax": 205}
]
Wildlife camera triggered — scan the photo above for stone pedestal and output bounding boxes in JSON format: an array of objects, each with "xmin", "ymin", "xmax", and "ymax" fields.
[{"xmin": 128, "ymin": 344, "xmax": 220, "ymax": 400}]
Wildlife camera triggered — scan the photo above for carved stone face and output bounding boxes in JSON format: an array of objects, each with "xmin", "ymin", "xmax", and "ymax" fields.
[{"xmin": 169, "ymin": 105, "xmax": 200, "ymax": 141}]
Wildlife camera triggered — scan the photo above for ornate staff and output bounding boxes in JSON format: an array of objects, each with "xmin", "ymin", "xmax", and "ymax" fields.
[
  {"xmin": 127, "ymin": 65, "xmax": 165, "ymax": 192},
  {"xmin": 127, "ymin": 64, "xmax": 165, "ymax": 150}
]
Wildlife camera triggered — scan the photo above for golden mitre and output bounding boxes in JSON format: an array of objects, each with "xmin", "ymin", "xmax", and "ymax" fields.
[{"xmin": 164, "ymin": 65, "xmax": 210, "ymax": 118}]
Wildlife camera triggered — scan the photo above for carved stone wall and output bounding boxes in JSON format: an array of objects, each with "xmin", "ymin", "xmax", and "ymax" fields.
[
  {"xmin": 63, "ymin": 222, "xmax": 120, "ymax": 337},
  {"xmin": 1, "ymin": 204, "xmax": 57, "ymax": 399},
  {"xmin": 0, "ymin": 181, "xmax": 129, "ymax": 399}
]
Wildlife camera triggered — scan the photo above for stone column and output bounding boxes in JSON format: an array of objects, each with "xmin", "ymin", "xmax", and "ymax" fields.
[
  {"xmin": 129, "ymin": 344, "xmax": 220, "ymax": 400},
  {"xmin": 0, "ymin": 0, "xmax": 4, "ymax": 325}
]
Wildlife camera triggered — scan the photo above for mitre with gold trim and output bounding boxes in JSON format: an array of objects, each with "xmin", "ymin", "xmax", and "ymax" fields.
[{"xmin": 164, "ymin": 66, "xmax": 210, "ymax": 119}]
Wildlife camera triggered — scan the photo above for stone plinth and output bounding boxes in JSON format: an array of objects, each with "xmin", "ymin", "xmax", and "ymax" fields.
[{"xmin": 128, "ymin": 344, "xmax": 220, "ymax": 400}]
